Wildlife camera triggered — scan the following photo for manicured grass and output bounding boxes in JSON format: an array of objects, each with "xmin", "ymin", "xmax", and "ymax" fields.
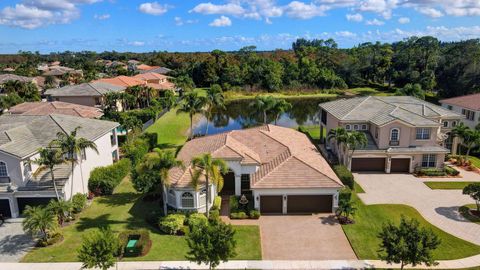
[
  {"xmin": 459, "ymin": 204, "xmax": 480, "ymax": 224},
  {"xmin": 469, "ymin": 156, "xmax": 480, "ymax": 168},
  {"xmin": 22, "ymin": 178, "xmax": 261, "ymax": 262},
  {"xmin": 145, "ymin": 108, "xmax": 191, "ymax": 149},
  {"xmin": 342, "ymin": 193, "xmax": 480, "ymax": 260},
  {"xmin": 424, "ymin": 181, "xmax": 477, "ymax": 190},
  {"xmin": 345, "ymin": 87, "xmax": 391, "ymax": 96},
  {"xmin": 298, "ymin": 125, "xmax": 325, "ymax": 140},
  {"xmin": 223, "ymin": 91, "xmax": 338, "ymax": 101}
]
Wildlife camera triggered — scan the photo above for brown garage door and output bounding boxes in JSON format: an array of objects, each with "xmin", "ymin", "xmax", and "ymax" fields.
[
  {"xmin": 391, "ymin": 158, "xmax": 410, "ymax": 173},
  {"xmin": 351, "ymin": 158, "xmax": 385, "ymax": 172},
  {"xmin": 287, "ymin": 195, "xmax": 333, "ymax": 214},
  {"xmin": 260, "ymin": 196, "xmax": 283, "ymax": 214}
]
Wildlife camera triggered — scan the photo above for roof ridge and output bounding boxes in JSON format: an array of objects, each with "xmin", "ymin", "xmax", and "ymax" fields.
[
  {"xmin": 251, "ymin": 149, "xmax": 292, "ymax": 186},
  {"xmin": 88, "ymin": 82, "xmax": 103, "ymax": 96},
  {"xmin": 291, "ymin": 155, "xmax": 342, "ymax": 186},
  {"xmin": 341, "ymin": 96, "xmax": 372, "ymax": 120},
  {"xmin": 48, "ymin": 114, "xmax": 68, "ymax": 135}
]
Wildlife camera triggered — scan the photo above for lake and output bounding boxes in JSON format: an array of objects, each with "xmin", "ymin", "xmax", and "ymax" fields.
[{"xmin": 192, "ymin": 97, "xmax": 334, "ymax": 136}]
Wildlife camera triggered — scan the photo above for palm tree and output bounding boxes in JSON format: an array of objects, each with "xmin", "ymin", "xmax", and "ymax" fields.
[
  {"xmin": 50, "ymin": 127, "xmax": 98, "ymax": 197},
  {"xmin": 204, "ymin": 85, "xmax": 225, "ymax": 135},
  {"xmin": 191, "ymin": 153, "xmax": 228, "ymax": 217},
  {"xmin": 452, "ymin": 122, "xmax": 470, "ymax": 157},
  {"xmin": 346, "ymin": 131, "xmax": 368, "ymax": 169},
  {"xmin": 177, "ymin": 91, "xmax": 206, "ymax": 139},
  {"xmin": 136, "ymin": 149, "xmax": 183, "ymax": 215},
  {"xmin": 161, "ymin": 90, "xmax": 177, "ymax": 110},
  {"xmin": 48, "ymin": 199, "xmax": 72, "ymax": 225},
  {"xmin": 22, "ymin": 205, "xmax": 57, "ymax": 242},
  {"xmin": 462, "ymin": 129, "xmax": 480, "ymax": 159},
  {"xmin": 249, "ymin": 95, "xmax": 275, "ymax": 124},
  {"xmin": 271, "ymin": 98, "xmax": 292, "ymax": 125},
  {"xmin": 32, "ymin": 147, "xmax": 66, "ymax": 201},
  {"xmin": 327, "ymin": 127, "xmax": 349, "ymax": 164}
]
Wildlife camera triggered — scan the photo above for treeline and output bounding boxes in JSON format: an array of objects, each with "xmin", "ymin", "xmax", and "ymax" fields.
[{"xmin": 2, "ymin": 36, "xmax": 480, "ymax": 97}]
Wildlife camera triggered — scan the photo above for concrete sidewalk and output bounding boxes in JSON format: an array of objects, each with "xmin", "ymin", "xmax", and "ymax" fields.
[{"xmin": 3, "ymin": 255, "xmax": 480, "ymax": 270}]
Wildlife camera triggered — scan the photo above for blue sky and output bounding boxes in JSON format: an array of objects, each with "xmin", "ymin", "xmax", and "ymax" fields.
[{"xmin": 1, "ymin": 0, "xmax": 480, "ymax": 53}]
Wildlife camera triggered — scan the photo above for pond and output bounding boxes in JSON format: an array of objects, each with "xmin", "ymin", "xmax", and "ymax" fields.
[{"xmin": 192, "ymin": 97, "xmax": 334, "ymax": 136}]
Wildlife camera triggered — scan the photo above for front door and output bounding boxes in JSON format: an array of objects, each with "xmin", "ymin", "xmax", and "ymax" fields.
[{"xmin": 220, "ymin": 172, "xmax": 235, "ymax": 195}]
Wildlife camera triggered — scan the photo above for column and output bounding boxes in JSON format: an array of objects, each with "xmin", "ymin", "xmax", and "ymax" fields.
[
  {"xmin": 234, "ymin": 174, "xmax": 241, "ymax": 196},
  {"xmin": 452, "ymin": 137, "xmax": 459, "ymax": 155},
  {"xmin": 386, "ymin": 157, "xmax": 391, "ymax": 173},
  {"xmin": 320, "ymin": 125, "xmax": 325, "ymax": 144}
]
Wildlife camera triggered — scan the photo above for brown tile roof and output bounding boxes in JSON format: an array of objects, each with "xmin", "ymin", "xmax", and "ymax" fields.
[
  {"xmin": 8, "ymin": 101, "xmax": 103, "ymax": 118},
  {"xmin": 169, "ymin": 125, "xmax": 342, "ymax": 189},
  {"xmin": 134, "ymin": 72, "xmax": 169, "ymax": 81},
  {"xmin": 440, "ymin": 93, "xmax": 480, "ymax": 111},
  {"xmin": 136, "ymin": 64, "xmax": 159, "ymax": 71},
  {"xmin": 95, "ymin": 76, "xmax": 146, "ymax": 87}
]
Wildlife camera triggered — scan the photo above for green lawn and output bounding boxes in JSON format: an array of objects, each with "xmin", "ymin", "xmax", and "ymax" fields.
[
  {"xmin": 345, "ymin": 87, "xmax": 392, "ymax": 96},
  {"xmin": 469, "ymin": 156, "xmax": 480, "ymax": 168},
  {"xmin": 22, "ymin": 178, "xmax": 261, "ymax": 262},
  {"xmin": 342, "ymin": 193, "xmax": 480, "ymax": 260},
  {"xmin": 145, "ymin": 108, "xmax": 191, "ymax": 149},
  {"xmin": 424, "ymin": 181, "xmax": 477, "ymax": 190},
  {"xmin": 459, "ymin": 204, "xmax": 480, "ymax": 224},
  {"xmin": 223, "ymin": 91, "xmax": 338, "ymax": 101}
]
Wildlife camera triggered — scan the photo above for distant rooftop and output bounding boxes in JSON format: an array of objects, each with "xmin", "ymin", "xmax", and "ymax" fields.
[
  {"xmin": 45, "ymin": 82, "xmax": 125, "ymax": 97},
  {"xmin": 440, "ymin": 93, "xmax": 480, "ymax": 111},
  {"xmin": 9, "ymin": 101, "xmax": 103, "ymax": 118}
]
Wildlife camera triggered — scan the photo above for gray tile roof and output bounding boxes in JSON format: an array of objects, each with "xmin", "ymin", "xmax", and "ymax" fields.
[
  {"xmin": 0, "ymin": 74, "xmax": 34, "ymax": 84},
  {"xmin": 139, "ymin": 66, "xmax": 172, "ymax": 75},
  {"xmin": 45, "ymin": 82, "xmax": 125, "ymax": 97},
  {"xmin": 0, "ymin": 114, "xmax": 118, "ymax": 158}
]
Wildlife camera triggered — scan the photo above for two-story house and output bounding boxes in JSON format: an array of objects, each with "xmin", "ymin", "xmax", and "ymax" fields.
[
  {"xmin": 319, "ymin": 96, "xmax": 463, "ymax": 173},
  {"xmin": 45, "ymin": 82, "xmax": 125, "ymax": 108},
  {"xmin": 440, "ymin": 93, "xmax": 480, "ymax": 130},
  {"xmin": 0, "ymin": 114, "xmax": 119, "ymax": 218}
]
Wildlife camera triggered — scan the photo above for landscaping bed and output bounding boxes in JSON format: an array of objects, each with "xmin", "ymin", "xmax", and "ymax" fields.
[
  {"xmin": 424, "ymin": 181, "xmax": 478, "ymax": 190},
  {"xmin": 459, "ymin": 204, "xmax": 480, "ymax": 224},
  {"xmin": 414, "ymin": 167, "xmax": 461, "ymax": 178}
]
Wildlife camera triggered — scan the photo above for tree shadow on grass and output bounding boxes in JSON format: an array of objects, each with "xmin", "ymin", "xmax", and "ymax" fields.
[
  {"xmin": 75, "ymin": 214, "xmax": 127, "ymax": 231},
  {"xmin": 156, "ymin": 143, "xmax": 179, "ymax": 150},
  {"xmin": 96, "ymin": 192, "xmax": 140, "ymax": 207}
]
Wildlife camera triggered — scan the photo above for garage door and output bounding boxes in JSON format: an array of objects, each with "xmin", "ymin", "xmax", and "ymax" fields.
[
  {"xmin": 391, "ymin": 158, "xmax": 410, "ymax": 173},
  {"xmin": 351, "ymin": 158, "xmax": 385, "ymax": 172},
  {"xmin": 260, "ymin": 196, "xmax": 283, "ymax": 214},
  {"xmin": 17, "ymin": 197, "xmax": 55, "ymax": 214},
  {"xmin": 287, "ymin": 195, "xmax": 333, "ymax": 214},
  {"xmin": 0, "ymin": 199, "xmax": 11, "ymax": 218}
]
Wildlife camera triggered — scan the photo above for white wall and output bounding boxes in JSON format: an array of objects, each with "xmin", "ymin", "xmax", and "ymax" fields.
[{"xmin": 441, "ymin": 103, "xmax": 479, "ymax": 129}]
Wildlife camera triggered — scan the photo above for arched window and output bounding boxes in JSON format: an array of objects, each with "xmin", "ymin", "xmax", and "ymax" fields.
[
  {"xmin": 199, "ymin": 189, "xmax": 207, "ymax": 206},
  {"xmin": 0, "ymin": 161, "xmax": 7, "ymax": 177},
  {"xmin": 390, "ymin": 128, "xmax": 400, "ymax": 142},
  {"xmin": 452, "ymin": 121, "xmax": 457, "ymax": 127},
  {"xmin": 345, "ymin": 124, "xmax": 351, "ymax": 130},
  {"xmin": 181, "ymin": 192, "xmax": 194, "ymax": 208}
]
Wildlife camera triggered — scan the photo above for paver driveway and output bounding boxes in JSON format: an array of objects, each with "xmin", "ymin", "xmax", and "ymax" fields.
[
  {"xmin": 259, "ymin": 215, "xmax": 357, "ymax": 260},
  {"xmin": 0, "ymin": 219, "xmax": 35, "ymax": 262},
  {"xmin": 354, "ymin": 172, "xmax": 480, "ymax": 245}
]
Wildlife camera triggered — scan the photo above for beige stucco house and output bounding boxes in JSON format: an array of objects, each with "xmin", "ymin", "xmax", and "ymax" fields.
[
  {"xmin": 319, "ymin": 96, "xmax": 464, "ymax": 173},
  {"xmin": 440, "ymin": 93, "xmax": 480, "ymax": 130},
  {"xmin": 45, "ymin": 82, "xmax": 125, "ymax": 108}
]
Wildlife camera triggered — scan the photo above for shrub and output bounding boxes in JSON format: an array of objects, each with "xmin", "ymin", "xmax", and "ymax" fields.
[
  {"xmin": 186, "ymin": 213, "xmax": 208, "ymax": 229},
  {"xmin": 88, "ymin": 159, "xmax": 131, "ymax": 195},
  {"xmin": 418, "ymin": 168, "xmax": 446, "ymax": 177},
  {"xmin": 118, "ymin": 229, "xmax": 151, "ymax": 257},
  {"xmin": 339, "ymin": 188, "xmax": 352, "ymax": 202},
  {"xmin": 139, "ymin": 132, "xmax": 158, "ymax": 151},
  {"xmin": 333, "ymin": 165, "xmax": 354, "ymax": 189},
  {"xmin": 230, "ymin": 211, "xmax": 248, "ymax": 219},
  {"xmin": 229, "ymin": 196, "xmax": 239, "ymax": 212},
  {"xmin": 122, "ymin": 138, "xmax": 150, "ymax": 167},
  {"xmin": 159, "ymin": 214, "xmax": 186, "ymax": 235},
  {"xmin": 212, "ymin": 196, "xmax": 222, "ymax": 210},
  {"xmin": 209, "ymin": 209, "xmax": 220, "ymax": 221},
  {"xmin": 37, "ymin": 231, "xmax": 63, "ymax": 247},
  {"xmin": 71, "ymin": 193, "xmax": 87, "ymax": 213},
  {"xmin": 445, "ymin": 166, "xmax": 460, "ymax": 176},
  {"xmin": 249, "ymin": 210, "xmax": 260, "ymax": 219}
]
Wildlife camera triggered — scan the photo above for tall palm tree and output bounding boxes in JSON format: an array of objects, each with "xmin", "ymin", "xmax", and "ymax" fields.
[
  {"xmin": 136, "ymin": 149, "xmax": 183, "ymax": 215},
  {"xmin": 191, "ymin": 153, "xmax": 228, "ymax": 217},
  {"xmin": 327, "ymin": 127, "xmax": 349, "ymax": 164},
  {"xmin": 249, "ymin": 95, "xmax": 275, "ymax": 124},
  {"xmin": 32, "ymin": 147, "xmax": 66, "ymax": 201},
  {"xmin": 271, "ymin": 98, "xmax": 292, "ymax": 125},
  {"xmin": 177, "ymin": 91, "xmax": 206, "ymax": 139},
  {"xmin": 462, "ymin": 129, "xmax": 480, "ymax": 159},
  {"xmin": 204, "ymin": 85, "xmax": 225, "ymax": 135},
  {"xmin": 161, "ymin": 90, "xmax": 176, "ymax": 110},
  {"xmin": 346, "ymin": 131, "xmax": 368, "ymax": 169},
  {"xmin": 22, "ymin": 205, "xmax": 56, "ymax": 242},
  {"xmin": 452, "ymin": 122, "xmax": 470, "ymax": 157},
  {"xmin": 50, "ymin": 127, "xmax": 98, "ymax": 197}
]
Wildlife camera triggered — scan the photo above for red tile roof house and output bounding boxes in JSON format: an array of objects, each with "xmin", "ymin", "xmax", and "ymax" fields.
[
  {"xmin": 440, "ymin": 93, "xmax": 480, "ymax": 130},
  {"xmin": 134, "ymin": 72, "xmax": 176, "ymax": 91},
  {"xmin": 8, "ymin": 101, "xmax": 103, "ymax": 119},
  {"xmin": 166, "ymin": 125, "xmax": 343, "ymax": 215}
]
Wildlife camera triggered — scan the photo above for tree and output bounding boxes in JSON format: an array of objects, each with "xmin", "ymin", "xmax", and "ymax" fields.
[
  {"xmin": 463, "ymin": 183, "xmax": 480, "ymax": 212},
  {"xmin": 191, "ymin": 153, "xmax": 228, "ymax": 217},
  {"xmin": 204, "ymin": 84, "xmax": 225, "ymax": 135},
  {"xmin": 346, "ymin": 131, "xmax": 368, "ymax": 168},
  {"xmin": 395, "ymin": 83, "xmax": 425, "ymax": 100},
  {"xmin": 327, "ymin": 127, "xmax": 349, "ymax": 164},
  {"xmin": 119, "ymin": 113, "xmax": 142, "ymax": 136},
  {"xmin": 177, "ymin": 91, "xmax": 206, "ymax": 139},
  {"xmin": 22, "ymin": 205, "xmax": 57, "ymax": 243},
  {"xmin": 50, "ymin": 127, "xmax": 98, "ymax": 197},
  {"xmin": 160, "ymin": 90, "xmax": 176, "ymax": 110},
  {"xmin": 3, "ymin": 80, "xmax": 40, "ymax": 101},
  {"xmin": 336, "ymin": 197, "xmax": 357, "ymax": 222},
  {"xmin": 461, "ymin": 128, "xmax": 480, "ymax": 159},
  {"xmin": 186, "ymin": 220, "xmax": 237, "ymax": 270},
  {"xmin": 249, "ymin": 95, "xmax": 275, "ymax": 124},
  {"xmin": 174, "ymin": 75, "xmax": 195, "ymax": 92},
  {"xmin": 47, "ymin": 199, "xmax": 72, "ymax": 226},
  {"xmin": 378, "ymin": 216, "xmax": 440, "ymax": 270},
  {"xmin": 452, "ymin": 122, "xmax": 469, "ymax": 156},
  {"xmin": 32, "ymin": 147, "xmax": 66, "ymax": 200},
  {"xmin": 77, "ymin": 227, "xmax": 119, "ymax": 270},
  {"xmin": 270, "ymin": 98, "xmax": 292, "ymax": 125}
]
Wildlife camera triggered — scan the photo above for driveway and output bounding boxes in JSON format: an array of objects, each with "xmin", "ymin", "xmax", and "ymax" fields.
[
  {"xmin": 354, "ymin": 172, "xmax": 480, "ymax": 245},
  {"xmin": 0, "ymin": 219, "xmax": 35, "ymax": 262}
]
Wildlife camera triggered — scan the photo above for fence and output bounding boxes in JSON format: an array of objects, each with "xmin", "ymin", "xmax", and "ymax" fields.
[{"xmin": 142, "ymin": 108, "xmax": 169, "ymax": 131}]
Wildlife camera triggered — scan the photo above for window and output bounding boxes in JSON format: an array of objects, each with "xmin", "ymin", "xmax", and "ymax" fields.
[
  {"xmin": 416, "ymin": 128, "xmax": 431, "ymax": 140},
  {"xmin": 353, "ymin": 124, "xmax": 359, "ymax": 130},
  {"xmin": 361, "ymin": 124, "xmax": 367, "ymax": 130},
  {"xmin": 443, "ymin": 121, "xmax": 449, "ymax": 128},
  {"xmin": 181, "ymin": 192, "xmax": 194, "ymax": 208},
  {"xmin": 23, "ymin": 160, "xmax": 32, "ymax": 173},
  {"xmin": 199, "ymin": 189, "xmax": 207, "ymax": 206},
  {"xmin": 422, "ymin": 154, "xmax": 437, "ymax": 168},
  {"xmin": 390, "ymin": 128, "xmax": 400, "ymax": 141},
  {"xmin": 345, "ymin": 124, "xmax": 351, "ymax": 130},
  {"xmin": 94, "ymin": 97, "xmax": 101, "ymax": 106},
  {"xmin": 321, "ymin": 110, "xmax": 327, "ymax": 125},
  {"xmin": 241, "ymin": 174, "xmax": 250, "ymax": 191},
  {"xmin": 0, "ymin": 161, "xmax": 7, "ymax": 177},
  {"xmin": 452, "ymin": 121, "xmax": 457, "ymax": 127},
  {"xmin": 447, "ymin": 105, "xmax": 452, "ymax": 110},
  {"xmin": 462, "ymin": 109, "xmax": 476, "ymax": 121},
  {"xmin": 112, "ymin": 150, "xmax": 118, "ymax": 162}
]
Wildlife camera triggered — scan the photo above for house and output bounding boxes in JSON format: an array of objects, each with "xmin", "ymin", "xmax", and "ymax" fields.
[
  {"xmin": 134, "ymin": 72, "xmax": 176, "ymax": 91},
  {"xmin": 319, "ymin": 96, "xmax": 464, "ymax": 173},
  {"xmin": 440, "ymin": 93, "xmax": 480, "ymax": 129},
  {"xmin": 166, "ymin": 125, "xmax": 343, "ymax": 214},
  {"xmin": 138, "ymin": 66, "xmax": 172, "ymax": 75},
  {"xmin": 0, "ymin": 74, "xmax": 38, "ymax": 94},
  {"xmin": 95, "ymin": 76, "xmax": 146, "ymax": 88},
  {"xmin": 0, "ymin": 114, "xmax": 119, "ymax": 218},
  {"xmin": 45, "ymin": 82, "xmax": 125, "ymax": 108},
  {"xmin": 8, "ymin": 101, "xmax": 103, "ymax": 119}
]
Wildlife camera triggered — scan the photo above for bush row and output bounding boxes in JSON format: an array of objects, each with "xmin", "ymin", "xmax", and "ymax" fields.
[
  {"xmin": 88, "ymin": 158, "xmax": 131, "ymax": 195},
  {"xmin": 333, "ymin": 165, "xmax": 354, "ymax": 189},
  {"xmin": 158, "ymin": 212, "xmax": 210, "ymax": 235}
]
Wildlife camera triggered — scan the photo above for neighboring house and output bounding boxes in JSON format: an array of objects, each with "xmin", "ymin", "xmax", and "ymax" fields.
[
  {"xmin": 319, "ymin": 96, "xmax": 464, "ymax": 173},
  {"xmin": 0, "ymin": 114, "xmax": 119, "ymax": 218},
  {"xmin": 43, "ymin": 66, "xmax": 83, "ymax": 77},
  {"xmin": 45, "ymin": 82, "xmax": 125, "ymax": 108},
  {"xmin": 0, "ymin": 74, "xmax": 38, "ymax": 94},
  {"xmin": 95, "ymin": 76, "xmax": 146, "ymax": 88},
  {"xmin": 134, "ymin": 72, "xmax": 176, "ymax": 91},
  {"xmin": 167, "ymin": 125, "xmax": 343, "ymax": 214},
  {"xmin": 440, "ymin": 93, "xmax": 480, "ymax": 129},
  {"xmin": 138, "ymin": 66, "xmax": 172, "ymax": 75},
  {"xmin": 8, "ymin": 101, "xmax": 103, "ymax": 119}
]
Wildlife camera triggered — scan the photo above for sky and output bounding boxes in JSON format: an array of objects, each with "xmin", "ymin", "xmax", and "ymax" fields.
[{"xmin": 1, "ymin": 0, "xmax": 480, "ymax": 53}]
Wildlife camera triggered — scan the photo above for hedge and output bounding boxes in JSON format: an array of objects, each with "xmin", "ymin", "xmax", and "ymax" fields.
[
  {"xmin": 159, "ymin": 214, "xmax": 185, "ymax": 235},
  {"xmin": 186, "ymin": 213, "xmax": 208, "ymax": 229},
  {"xmin": 417, "ymin": 168, "xmax": 446, "ymax": 177},
  {"xmin": 445, "ymin": 166, "xmax": 460, "ymax": 176},
  {"xmin": 71, "ymin": 193, "xmax": 87, "ymax": 213},
  {"xmin": 118, "ymin": 229, "xmax": 151, "ymax": 257},
  {"xmin": 333, "ymin": 165, "xmax": 354, "ymax": 189},
  {"xmin": 88, "ymin": 158, "xmax": 131, "ymax": 195}
]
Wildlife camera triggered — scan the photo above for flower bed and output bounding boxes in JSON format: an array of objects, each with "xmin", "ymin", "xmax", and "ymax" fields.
[
  {"xmin": 229, "ymin": 195, "xmax": 260, "ymax": 219},
  {"xmin": 118, "ymin": 229, "xmax": 152, "ymax": 257}
]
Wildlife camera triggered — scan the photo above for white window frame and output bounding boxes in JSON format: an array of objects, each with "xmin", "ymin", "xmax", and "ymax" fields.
[
  {"xmin": 422, "ymin": 154, "xmax": 437, "ymax": 168},
  {"xmin": 345, "ymin": 124, "xmax": 351, "ymax": 130},
  {"xmin": 199, "ymin": 188, "xmax": 207, "ymax": 207},
  {"xmin": 390, "ymin": 128, "xmax": 400, "ymax": 142},
  {"xmin": 361, "ymin": 124, "xmax": 367, "ymax": 130},
  {"xmin": 443, "ymin": 121, "xmax": 449, "ymax": 128},
  {"xmin": 181, "ymin": 192, "xmax": 194, "ymax": 208},
  {"xmin": 353, "ymin": 124, "xmax": 359, "ymax": 131},
  {"xmin": 0, "ymin": 161, "xmax": 8, "ymax": 177},
  {"xmin": 416, "ymin": 128, "xmax": 431, "ymax": 140}
]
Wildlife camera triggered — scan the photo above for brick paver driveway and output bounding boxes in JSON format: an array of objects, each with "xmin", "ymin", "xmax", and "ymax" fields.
[
  {"xmin": 259, "ymin": 215, "xmax": 357, "ymax": 260},
  {"xmin": 354, "ymin": 171, "xmax": 480, "ymax": 245},
  {"xmin": 0, "ymin": 219, "xmax": 35, "ymax": 262}
]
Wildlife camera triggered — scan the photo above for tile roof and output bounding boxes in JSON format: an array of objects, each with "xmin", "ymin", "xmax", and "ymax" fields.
[
  {"xmin": 0, "ymin": 74, "xmax": 34, "ymax": 84},
  {"xmin": 138, "ymin": 66, "xmax": 172, "ymax": 75},
  {"xmin": 440, "ymin": 93, "xmax": 480, "ymax": 111},
  {"xmin": 9, "ymin": 101, "xmax": 103, "ymax": 118},
  {"xmin": 136, "ymin": 64, "xmax": 158, "ymax": 71},
  {"xmin": 0, "ymin": 114, "xmax": 118, "ymax": 158},
  {"xmin": 45, "ymin": 82, "xmax": 125, "ymax": 97},
  {"xmin": 169, "ymin": 125, "xmax": 342, "ymax": 189},
  {"xmin": 95, "ymin": 76, "xmax": 145, "ymax": 87},
  {"xmin": 134, "ymin": 72, "xmax": 169, "ymax": 81}
]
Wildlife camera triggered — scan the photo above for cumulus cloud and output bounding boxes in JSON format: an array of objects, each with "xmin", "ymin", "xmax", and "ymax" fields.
[
  {"xmin": 94, "ymin": 14, "xmax": 110, "ymax": 20},
  {"xmin": 346, "ymin": 13, "xmax": 363, "ymax": 22},
  {"xmin": 366, "ymin": 18, "xmax": 385, "ymax": 26},
  {"xmin": 416, "ymin": 7, "xmax": 443, "ymax": 18},
  {"xmin": 129, "ymin": 41, "xmax": 145, "ymax": 46},
  {"xmin": 398, "ymin": 17, "xmax": 410, "ymax": 24},
  {"xmin": 139, "ymin": 2, "xmax": 171, "ymax": 16},
  {"xmin": 335, "ymin": 31, "xmax": 356, "ymax": 38},
  {"xmin": 209, "ymin": 15, "xmax": 232, "ymax": 27},
  {"xmin": 191, "ymin": 2, "xmax": 245, "ymax": 16},
  {"xmin": 284, "ymin": 1, "xmax": 329, "ymax": 19}
]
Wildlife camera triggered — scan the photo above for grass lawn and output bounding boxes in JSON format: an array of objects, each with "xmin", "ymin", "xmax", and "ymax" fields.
[
  {"xmin": 22, "ymin": 178, "xmax": 262, "ymax": 262},
  {"xmin": 469, "ymin": 156, "xmax": 480, "ymax": 168},
  {"xmin": 345, "ymin": 87, "xmax": 393, "ymax": 96},
  {"xmin": 145, "ymin": 108, "xmax": 191, "ymax": 150},
  {"xmin": 459, "ymin": 204, "xmax": 480, "ymax": 225},
  {"xmin": 223, "ymin": 91, "xmax": 338, "ymax": 101},
  {"xmin": 424, "ymin": 181, "xmax": 477, "ymax": 190},
  {"xmin": 342, "ymin": 193, "xmax": 480, "ymax": 260}
]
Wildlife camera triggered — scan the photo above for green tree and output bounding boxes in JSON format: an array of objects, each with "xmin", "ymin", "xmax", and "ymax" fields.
[
  {"xmin": 336, "ymin": 197, "xmax": 357, "ymax": 222},
  {"xmin": 0, "ymin": 92, "xmax": 24, "ymax": 112},
  {"xmin": 119, "ymin": 113, "xmax": 142, "ymax": 137},
  {"xmin": 47, "ymin": 199, "xmax": 72, "ymax": 226},
  {"xmin": 22, "ymin": 205, "xmax": 57, "ymax": 242},
  {"xmin": 249, "ymin": 95, "xmax": 275, "ymax": 124},
  {"xmin": 32, "ymin": 147, "xmax": 66, "ymax": 200},
  {"xmin": 346, "ymin": 131, "xmax": 368, "ymax": 169},
  {"xmin": 452, "ymin": 122, "xmax": 470, "ymax": 156},
  {"xmin": 463, "ymin": 183, "xmax": 480, "ymax": 212},
  {"xmin": 378, "ymin": 216, "xmax": 440, "ymax": 270},
  {"xmin": 174, "ymin": 75, "xmax": 196, "ymax": 92},
  {"xmin": 191, "ymin": 153, "xmax": 228, "ymax": 217},
  {"xmin": 3, "ymin": 80, "xmax": 40, "ymax": 101},
  {"xmin": 160, "ymin": 90, "xmax": 176, "ymax": 110},
  {"xmin": 204, "ymin": 84, "xmax": 225, "ymax": 135},
  {"xmin": 77, "ymin": 227, "xmax": 119, "ymax": 270},
  {"xmin": 186, "ymin": 220, "xmax": 237, "ymax": 270},
  {"xmin": 270, "ymin": 98, "xmax": 292, "ymax": 125},
  {"xmin": 395, "ymin": 83, "xmax": 425, "ymax": 100},
  {"xmin": 178, "ymin": 91, "xmax": 206, "ymax": 139},
  {"xmin": 461, "ymin": 128, "xmax": 480, "ymax": 159},
  {"xmin": 327, "ymin": 127, "xmax": 349, "ymax": 164}
]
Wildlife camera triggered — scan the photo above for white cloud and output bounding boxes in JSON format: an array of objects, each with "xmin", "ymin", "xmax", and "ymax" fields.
[
  {"xmin": 366, "ymin": 18, "xmax": 385, "ymax": 26},
  {"xmin": 335, "ymin": 31, "xmax": 357, "ymax": 38},
  {"xmin": 129, "ymin": 41, "xmax": 145, "ymax": 46},
  {"xmin": 94, "ymin": 14, "xmax": 110, "ymax": 20},
  {"xmin": 398, "ymin": 17, "xmax": 410, "ymax": 24},
  {"xmin": 174, "ymin": 16, "xmax": 198, "ymax": 26},
  {"xmin": 139, "ymin": 2, "xmax": 171, "ymax": 16},
  {"xmin": 191, "ymin": 3, "xmax": 245, "ymax": 16},
  {"xmin": 358, "ymin": 0, "xmax": 398, "ymax": 19},
  {"xmin": 346, "ymin": 13, "xmax": 363, "ymax": 22},
  {"xmin": 284, "ymin": 1, "xmax": 329, "ymax": 19},
  {"xmin": 416, "ymin": 7, "xmax": 443, "ymax": 18},
  {"xmin": 209, "ymin": 15, "xmax": 232, "ymax": 27}
]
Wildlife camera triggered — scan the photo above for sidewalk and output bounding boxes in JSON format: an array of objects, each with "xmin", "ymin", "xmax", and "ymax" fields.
[{"xmin": 2, "ymin": 255, "xmax": 480, "ymax": 270}]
